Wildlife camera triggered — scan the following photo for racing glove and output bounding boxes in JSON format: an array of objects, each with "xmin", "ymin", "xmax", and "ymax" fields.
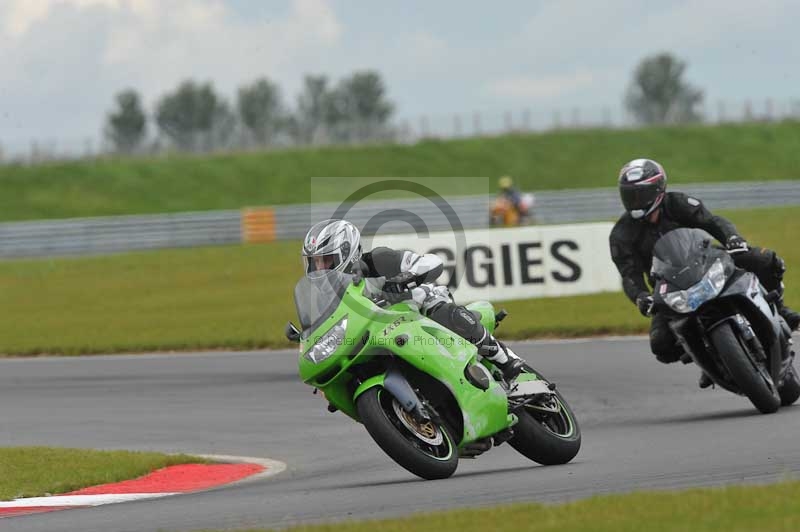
[
  {"xmin": 382, "ymin": 272, "xmax": 417, "ymax": 304},
  {"xmin": 383, "ymin": 271, "xmax": 417, "ymax": 292},
  {"xmin": 726, "ymin": 235, "xmax": 749, "ymax": 253},
  {"xmin": 636, "ymin": 292, "xmax": 654, "ymax": 317}
]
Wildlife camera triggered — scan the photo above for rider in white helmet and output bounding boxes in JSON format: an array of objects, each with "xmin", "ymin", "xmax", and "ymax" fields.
[{"xmin": 302, "ymin": 219, "xmax": 525, "ymax": 380}]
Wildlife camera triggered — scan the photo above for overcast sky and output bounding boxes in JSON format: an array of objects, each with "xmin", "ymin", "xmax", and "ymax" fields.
[{"xmin": 1, "ymin": 0, "xmax": 798, "ymax": 154}]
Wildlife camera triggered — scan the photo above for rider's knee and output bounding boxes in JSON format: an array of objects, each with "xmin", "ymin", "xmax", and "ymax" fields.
[
  {"xmin": 654, "ymin": 350, "xmax": 681, "ymax": 364},
  {"xmin": 651, "ymin": 330, "xmax": 680, "ymax": 364},
  {"xmin": 429, "ymin": 303, "xmax": 484, "ymax": 343}
]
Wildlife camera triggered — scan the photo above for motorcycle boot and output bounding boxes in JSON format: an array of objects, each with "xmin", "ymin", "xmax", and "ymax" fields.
[{"xmin": 477, "ymin": 334, "xmax": 525, "ymax": 381}]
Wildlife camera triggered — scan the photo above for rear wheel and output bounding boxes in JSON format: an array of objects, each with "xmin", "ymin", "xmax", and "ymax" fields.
[
  {"xmin": 709, "ymin": 323, "xmax": 780, "ymax": 414},
  {"xmin": 508, "ymin": 373, "xmax": 581, "ymax": 465},
  {"xmin": 779, "ymin": 365, "xmax": 800, "ymax": 406},
  {"xmin": 357, "ymin": 387, "xmax": 458, "ymax": 480}
]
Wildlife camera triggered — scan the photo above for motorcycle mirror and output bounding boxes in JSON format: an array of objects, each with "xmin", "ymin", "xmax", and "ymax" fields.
[{"xmin": 285, "ymin": 322, "xmax": 301, "ymax": 343}]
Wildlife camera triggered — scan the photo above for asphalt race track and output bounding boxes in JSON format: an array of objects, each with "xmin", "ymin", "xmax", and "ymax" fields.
[{"xmin": 2, "ymin": 336, "xmax": 799, "ymax": 532}]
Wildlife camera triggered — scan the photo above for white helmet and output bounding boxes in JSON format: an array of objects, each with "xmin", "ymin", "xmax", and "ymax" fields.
[{"xmin": 302, "ymin": 219, "xmax": 362, "ymax": 278}]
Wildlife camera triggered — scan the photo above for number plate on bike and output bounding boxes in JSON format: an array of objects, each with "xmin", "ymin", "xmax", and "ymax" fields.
[{"xmin": 508, "ymin": 379, "xmax": 552, "ymax": 397}]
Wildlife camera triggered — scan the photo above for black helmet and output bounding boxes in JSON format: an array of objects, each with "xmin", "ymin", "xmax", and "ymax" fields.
[{"xmin": 618, "ymin": 158, "xmax": 667, "ymax": 219}]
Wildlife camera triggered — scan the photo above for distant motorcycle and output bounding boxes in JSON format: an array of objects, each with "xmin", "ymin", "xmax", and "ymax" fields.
[
  {"xmin": 489, "ymin": 193, "xmax": 535, "ymax": 227},
  {"xmin": 651, "ymin": 228, "xmax": 800, "ymax": 413},
  {"xmin": 286, "ymin": 270, "xmax": 581, "ymax": 479}
]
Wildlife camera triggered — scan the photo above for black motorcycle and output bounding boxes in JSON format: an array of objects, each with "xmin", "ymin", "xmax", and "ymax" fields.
[{"xmin": 651, "ymin": 228, "xmax": 799, "ymax": 414}]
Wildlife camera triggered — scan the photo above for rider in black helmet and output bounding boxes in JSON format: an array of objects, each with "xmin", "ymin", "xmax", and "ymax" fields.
[{"xmin": 609, "ymin": 158, "xmax": 799, "ymax": 387}]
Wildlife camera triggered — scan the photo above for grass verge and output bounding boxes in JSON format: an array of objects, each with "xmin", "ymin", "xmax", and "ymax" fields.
[
  {"xmin": 0, "ymin": 206, "xmax": 797, "ymax": 355},
  {"xmin": 2, "ymin": 122, "xmax": 800, "ymax": 221},
  {"xmin": 0, "ymin": 447, "xmax": 207, "ymax": 501},
  {"xmin": 209, "ymin": 480, "xmax": 800, "ymax": 532}
]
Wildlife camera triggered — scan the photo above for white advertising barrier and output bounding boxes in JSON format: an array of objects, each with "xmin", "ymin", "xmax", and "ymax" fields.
[{"xmin": 369, "ymin": 223, "xmax": 621, "ymax": 302}]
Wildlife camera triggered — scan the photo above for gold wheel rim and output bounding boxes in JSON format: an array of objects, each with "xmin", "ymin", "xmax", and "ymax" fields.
[{"xmin": 390, "ymin": 397, "xmax": 444, "ymax": 445}]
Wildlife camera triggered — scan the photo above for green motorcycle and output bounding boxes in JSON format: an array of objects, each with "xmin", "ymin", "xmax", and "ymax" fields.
[{"xmin": 285, "ymin": 270, "xmax": 581, "ymax": 480}]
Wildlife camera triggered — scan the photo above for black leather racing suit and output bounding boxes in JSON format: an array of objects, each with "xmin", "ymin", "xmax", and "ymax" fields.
[{"xmin": 609, "ymin": 192, "xmax": 787, "ymax": 363}]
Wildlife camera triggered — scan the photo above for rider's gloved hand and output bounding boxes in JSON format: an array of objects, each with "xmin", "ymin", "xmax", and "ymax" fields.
[
  {"xmin": 636, "ymin": 292, "xmax": 654, "ymax": 317},
  {"xmin": 383, "ymin": 272, "xmax": 415, "ymax": 292},
  {"xmin": 726, "ymin": 235, "xmax": 749, "ymax": 253},
  {"xmin": 382, "ymin": 289, "xmax": 412, "ymax": 304},
  {"xmin": 382, "ymin": 272, "xmax": 417, "ymax": 304}
]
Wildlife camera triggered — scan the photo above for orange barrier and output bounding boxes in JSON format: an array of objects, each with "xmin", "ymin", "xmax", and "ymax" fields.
[{"xmin": 242, "ymin": 208, "xmax": 276, "ymax": 243}]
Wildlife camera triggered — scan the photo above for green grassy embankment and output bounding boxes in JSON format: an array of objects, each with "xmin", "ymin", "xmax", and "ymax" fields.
[
  {"xmin": 210, "ymin": 481, "xmax": 800, "ymax": 532},
  {"xmin": 0, "ymin": 206, "xmax": 796, "ymax": 356},
  {"xmin": 1, "ymin": 122, "xmax": 799, "ymax": 221},
  {"xmin": 0, "ymin": 447, "xmax": 207, "ymax": 501}
]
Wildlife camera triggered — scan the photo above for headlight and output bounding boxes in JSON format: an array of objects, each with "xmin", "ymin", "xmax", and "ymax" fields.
[
  {"xmin": 304, "ymin": 316, "xmax": 348, "ymax": 364},
  {"xmin": 664, "ymin": 290, "xmax": 691, "ymax": 313},
  {"xmin": 664, "ymin": 259, "xmax": 727, "ymax": 314}
]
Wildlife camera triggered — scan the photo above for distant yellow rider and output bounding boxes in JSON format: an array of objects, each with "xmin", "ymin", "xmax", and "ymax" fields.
[{"xmin": 490, "ymin": 176, "xmax": 532, "ymax": 226}]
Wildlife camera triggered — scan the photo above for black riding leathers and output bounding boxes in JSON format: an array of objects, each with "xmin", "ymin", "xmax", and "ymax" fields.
[{"xmin": 609, "ymin": 192, "xmax": 798, "ymax": 362}]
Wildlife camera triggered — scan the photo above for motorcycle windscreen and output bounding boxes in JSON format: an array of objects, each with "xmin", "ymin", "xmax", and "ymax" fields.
[
  {"xmin": 652, "ymin": 228, "xmax": 718, "ymax": 290},
  {"xmin": 293, "ymin": 271, "xmax": 355, "ymax": 334}
]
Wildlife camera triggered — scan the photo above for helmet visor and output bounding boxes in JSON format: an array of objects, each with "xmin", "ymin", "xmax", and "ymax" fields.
[
  {"xmin": 305, "ymin": 252, "xmax": 343, "ymax": 275},
  {"xmin": 621, "ymin": 185, "xmax": 661, "ymax": 219}
]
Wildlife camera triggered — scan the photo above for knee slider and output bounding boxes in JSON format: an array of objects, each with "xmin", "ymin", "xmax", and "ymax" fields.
[
  {"xmin": 654, "ymin": 351, "xmax": 680, "ymax": 364},
  {"xmin": 650, "ymin": 331, "xmax": 678, "ymax": 363},
  {"xmin": 448, "ymin": 304, "xmax": 485, "ymax": 343}
]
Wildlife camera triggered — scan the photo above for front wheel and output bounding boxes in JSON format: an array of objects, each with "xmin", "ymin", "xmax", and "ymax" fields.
[
  {"xmin": 508, "ymin": 384, "xmax": 581, "ymax": 465},
  {"xmin": 709, "ymin": 323, "xmax": 780, "ymax": 414},
  {"xmin": 356, "ymin": 387, "xmax": 458, "ymax": 480}
]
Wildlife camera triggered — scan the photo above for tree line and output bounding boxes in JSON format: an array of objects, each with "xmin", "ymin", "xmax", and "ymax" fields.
[
  {"xmin": 105, "ymin": 53, "xmax": 705, "ymax": 155},
  {"xmin": 105, "ymin": 70, "xmax": 395, "ymax": 154}
]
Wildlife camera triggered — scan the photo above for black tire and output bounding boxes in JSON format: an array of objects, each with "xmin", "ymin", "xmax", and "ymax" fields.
[
  {"xmin": 779, "ymin": 365, "xmax": 800, "ymax": 406},
  {"xmin": 709, "ymin": 323, "xmax": 780, "ymax": 414},
  {"xmin": 356, "ymin": 387, "xmax": 458, "ymax": 480},
  {"xmin": 508, "ymin": 389, "xmax": 581, "ymax": 466}
]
